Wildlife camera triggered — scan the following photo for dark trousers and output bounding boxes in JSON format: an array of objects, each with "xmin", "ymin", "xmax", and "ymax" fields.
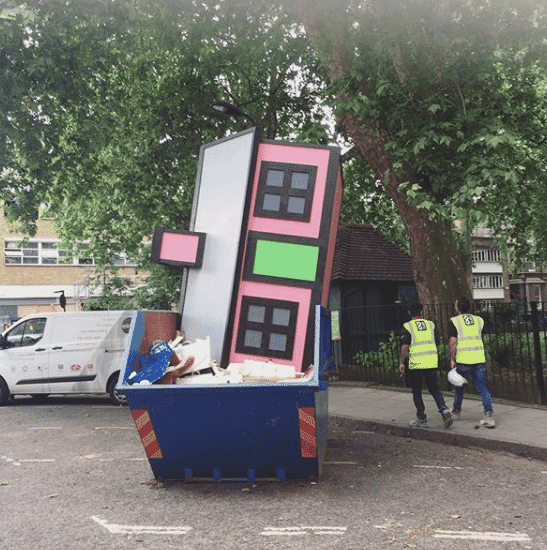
[{"xmin": 408, "ymin": 368, "xmax": 448, "ymax": 419}]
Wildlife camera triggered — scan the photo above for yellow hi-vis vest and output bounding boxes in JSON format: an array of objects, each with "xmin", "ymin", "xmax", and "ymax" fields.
[
  {"xmin": 451, "ymin": 314, "xmax": 486, "ymax": 364},
  {"xmin": 404, "ymin": 319, "xmax": 438, "ymax": 370}
]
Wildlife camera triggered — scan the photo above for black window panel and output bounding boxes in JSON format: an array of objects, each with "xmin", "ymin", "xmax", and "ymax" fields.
[
  {"xmin": 254, "ymin": 161, "xmax": 317, "ymax": 221},
  {"xmin": 236, "ymin": 296, "xmax": 298, "ymax": 360}
]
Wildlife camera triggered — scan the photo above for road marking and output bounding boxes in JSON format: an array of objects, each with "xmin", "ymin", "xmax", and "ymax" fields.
[
  {"xmin": 26, "ymin": 426, "xmax": 63, "ymax": 431},
  {"xmin": 414, "ymin": 465, "xmax": 473, "ymax": 470},
  {"xmin": 434, "ymin": 530, "xmax": 531, "ymax": 542},
  {"xmin": 261, "ymin": 526, "xmax": 347, "ymax": 536},
  {"xmin": 91, "ymin": 516, "xmax": 191, "ymax": 535},
  {"xmin": 93, "ymin": 427, "xmax": 134, "ymax": 430},
  {"xmin": 324, "ymin": 461, "xmax": 359, "ymax": 465},
  {"xmin": 2, "ymin": 456, "xmax": 55, "ymax": 466}
]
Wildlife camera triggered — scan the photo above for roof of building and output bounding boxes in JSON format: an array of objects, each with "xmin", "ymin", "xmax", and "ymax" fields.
[{"xmin": 332, "ymin": 223, "xmax": 414, "ymax": 282}]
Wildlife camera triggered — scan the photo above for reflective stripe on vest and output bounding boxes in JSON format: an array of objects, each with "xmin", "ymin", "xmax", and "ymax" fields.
[
  {"xmin": 451, "ymin": 314, "xmax": 486, "ymax": 364},
  {"xmin": 404, "ymin": 319, "xmax": 438, "ymax": 370}
]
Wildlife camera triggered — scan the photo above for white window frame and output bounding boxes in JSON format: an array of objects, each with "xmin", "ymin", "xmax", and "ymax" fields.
[
  {"xmin": 4, "ymin": 239, "xmax": 138, "ymax": 267},
  {"xmin": 4, "ymin": 240, "xmax": 70, "ymax": 266},
  {"xmin": 473, "ymin": 275, "xmax": 503, "ymax": 289},
  {"xmin": 472, "ymin": 247, "xmax": 501, "ymax": 263}
]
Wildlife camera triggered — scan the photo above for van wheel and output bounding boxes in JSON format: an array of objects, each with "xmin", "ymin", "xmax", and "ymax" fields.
[
  {"xmin": 108, "ymin": 376, "xmax": 126, "ymax": 406},
  {"xmin": 0, "ymin": 378, "xmax": 10, "ymax": 406}
]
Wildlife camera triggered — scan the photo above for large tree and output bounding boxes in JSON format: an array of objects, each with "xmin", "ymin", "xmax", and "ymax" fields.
[
  {"xmin": 282, "ymin": 0, "xmax": 547, "ymax": 305},
  {"xmin": 0, "ymin": 0, "xmax": 330, "ymax": 265},
  {"xmin": 3, "ymin": 0, "xmax": 547, "ymax": 308}
]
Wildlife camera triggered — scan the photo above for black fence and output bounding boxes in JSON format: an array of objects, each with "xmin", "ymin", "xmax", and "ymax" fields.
[{"xmin": 333, "ymin": 301, "xmax": 547, "ymax": 406}]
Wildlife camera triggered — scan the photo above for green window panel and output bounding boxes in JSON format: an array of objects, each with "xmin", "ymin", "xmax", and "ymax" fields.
[{"xmin": 253, "ymin": 240, "xmax": 319, "ymax": 281}]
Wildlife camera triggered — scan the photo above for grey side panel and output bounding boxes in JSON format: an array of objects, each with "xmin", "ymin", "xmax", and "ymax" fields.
[{"xmin": 181, "ymin": 129, "xmax": 257, "ymax": 362}]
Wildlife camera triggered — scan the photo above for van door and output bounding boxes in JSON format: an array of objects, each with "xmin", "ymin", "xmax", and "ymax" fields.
[
  {"xmin": 1, "ymin": 317, "xmax": 50, "ymax": 395},
  {"xmin": 46, "ymin": 314, "xmax": 117, "ymax": 394}
]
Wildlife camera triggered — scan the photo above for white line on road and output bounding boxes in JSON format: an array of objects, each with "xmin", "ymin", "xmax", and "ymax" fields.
[
  {"xmin": 2, "ymin": 456, "xmax": 55, "ymax": 465},
  {"xmin": 261, "ymin": 526, "xmax": 347, "ymax": 536},
  {"xmin": 93, "ymin": 427, "xmax": 134, "ymax": 430},
  {"xmin": 324, "ymin": 461, "xmax": 359, "ymax": 465},
  {"xmin": 91, "ymin": 516, "xmax": 191, "ymax": 535},
  {"xmin": 434, "ymin": 530, "xmax": 531, "ymax": 542},
  {"xmin": 414, "ymin": 465, "xmax": 473, "ymax": 470},
  {"xmin": 28, "ymin": 427, "xmax": 63, "ymax": 430}
]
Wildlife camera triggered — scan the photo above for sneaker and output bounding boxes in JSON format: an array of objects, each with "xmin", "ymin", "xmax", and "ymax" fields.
[
  {"xmin": 409, "ymin": 417, "xmax": 429, "ymax": 428},
  {"xmin": 441, "ymin": 409, "xmax": 453, "ymax": 428},
  {"xmin": 451, "ymin": 408, "xmax": 461, "ymax": 420},
  {"xmin": 480, "ymin": 411, "xmax": 496, "ymax": 428}
]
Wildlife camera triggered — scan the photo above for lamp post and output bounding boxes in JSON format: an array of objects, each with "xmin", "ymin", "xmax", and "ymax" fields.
[{"xmin": 211, "ymin": 101, "xmax": 258, "ymax": 127}]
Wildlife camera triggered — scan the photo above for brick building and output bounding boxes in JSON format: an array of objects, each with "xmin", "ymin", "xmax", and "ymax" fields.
[{"xmin": 0, "ymin": 213, "xmax": 139, "ymax": 322}]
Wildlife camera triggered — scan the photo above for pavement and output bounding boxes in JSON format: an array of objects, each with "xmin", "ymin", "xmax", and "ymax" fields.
[{"xmin": 328, "ymin": 382, "xmax": 547, "ymax": 463}]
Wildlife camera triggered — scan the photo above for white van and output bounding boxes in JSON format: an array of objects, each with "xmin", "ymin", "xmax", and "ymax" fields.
[{"xmin": 0, "ymin": 311, "xmax": 134, "ymax": 405}]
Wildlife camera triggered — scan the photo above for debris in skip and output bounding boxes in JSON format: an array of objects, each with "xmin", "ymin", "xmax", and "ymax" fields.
[{"xmin": 126, "ymin": 334, "xmax": 314, "ymax": 386}]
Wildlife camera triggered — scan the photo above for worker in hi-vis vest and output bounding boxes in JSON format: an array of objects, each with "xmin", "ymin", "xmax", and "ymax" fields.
[
  {"xmin": 449, "ymin": 296, "xmax": 495, "ymax": 428},
  {"xmin": 399, "ymin": 303, "xmax": 453, "ymax": 429}
]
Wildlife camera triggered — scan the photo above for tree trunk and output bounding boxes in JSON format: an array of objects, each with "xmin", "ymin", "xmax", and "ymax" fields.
[
  {"xmin": 340, "ymin": 115, "xmax": 472, "ymax": 308},
  {"xmin": 287, "ymin": 0, "xmax": 473, "ymax": 308}
]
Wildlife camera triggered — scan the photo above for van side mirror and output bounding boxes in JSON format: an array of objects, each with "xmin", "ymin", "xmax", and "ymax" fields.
[{"xmin": 0, "ymin": 334, "xmax": 7, "ymax": 349}]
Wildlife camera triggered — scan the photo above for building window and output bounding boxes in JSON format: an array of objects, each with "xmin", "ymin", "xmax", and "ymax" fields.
[
  {"xmin": 4, "ymin": 240, "xmax": 68, "ymax": 265},
  {"xmin": 254, "ymin": 161, "xmax": 317, "ymax": 221},
  {"xmin": 472, "ymin": 247, "xmax": 501, "ymax": 263},
  {"xmin": 531, "ymin": 284, "xmax": 542, "ymax": 303},
  {"xmin": 4, "ymin": 240, "xmax": 137, "ymax": 267},
  {"xmin": 473, "ymin": 275, "xmax": 503, "ymax": 289},
  {"xmin": 236, "ymin": 296, "xmax": 299, "ymax": 360}
]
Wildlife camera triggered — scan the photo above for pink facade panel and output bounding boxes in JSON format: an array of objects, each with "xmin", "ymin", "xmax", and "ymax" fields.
[
  {"xmin": 248, "ymin": 143, "xmax": 331, "ymax": 239},
  {"xmin": 160, "ymin": 232, "xmax": 200, "ymax": 264},
  {"xmin": 229, "ymin": 282, "xmax": 312, "ymax": 370}
]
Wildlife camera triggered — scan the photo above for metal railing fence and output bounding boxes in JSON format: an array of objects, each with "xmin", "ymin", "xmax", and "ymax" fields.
[{"xmin": 333, "ymin": 301, "xmax": 547, "ymax": 406}]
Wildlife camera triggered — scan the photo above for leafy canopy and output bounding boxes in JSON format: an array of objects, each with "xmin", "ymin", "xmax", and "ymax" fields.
[
  {"xmin": 0, "ymin": 0, "xmax": 332, "ymax": 264},
  {"xmin": 325, "ymin": 0, "xmax": 547, "ymax": 266}
]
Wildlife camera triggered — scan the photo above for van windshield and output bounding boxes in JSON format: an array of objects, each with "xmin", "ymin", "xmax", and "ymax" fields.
[{"xmin": 5, "ymin": 318, "xmax": 47, "ymax": 348}]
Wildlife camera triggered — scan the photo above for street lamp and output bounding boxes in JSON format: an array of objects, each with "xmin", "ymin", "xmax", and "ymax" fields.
[
  {"xmin": 54, "ymin": 290, "xmax": 66, "ymax": 312},
  {"xmin": 211, "ymin": 101, "xmax": 258, "ymax": 127}
]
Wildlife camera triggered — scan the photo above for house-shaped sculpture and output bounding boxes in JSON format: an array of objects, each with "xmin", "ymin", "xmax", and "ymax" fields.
[{"xmin": 153, "ymin": 128, "xmax": 343, "ymax": 371}]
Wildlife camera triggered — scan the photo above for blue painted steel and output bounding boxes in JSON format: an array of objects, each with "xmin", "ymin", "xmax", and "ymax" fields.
[{"xmin": 118, "ymin": 307, "xmax": 333, "ymax": 481}]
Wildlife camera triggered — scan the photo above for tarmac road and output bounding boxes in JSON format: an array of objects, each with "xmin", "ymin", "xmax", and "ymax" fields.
[{"xmin": 1, "ymin": 395, "xmax": 547, "ymax": 550}]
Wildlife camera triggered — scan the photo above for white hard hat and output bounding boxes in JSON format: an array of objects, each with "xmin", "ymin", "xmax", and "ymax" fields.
[{"xmin": 448, "ymin": 369, "xmax": 467, "ymax": 387}]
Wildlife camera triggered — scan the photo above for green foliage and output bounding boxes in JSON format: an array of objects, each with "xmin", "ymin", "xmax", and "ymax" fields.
[
  {"xmin": 353, "ymin": 331, "xmax": 399, "ymax": 371},
  {"xmin": 133, "ymin": 263, "xmax": 181, "ymax": 311},
  {"xmin": 83, "ymin": 272, "xmax": 136, "ymax": 311},
  {"xmin": 326, "ymin": 0, "xmax": 547, "ymax": 264},
  {"xmin": 340, "ymin": 152, "xmax": 408, "ymax": 251},
  {"xmin": 0, "ymin": 0, "xmax": 330, "ymax": 265},
  {"xmin": 82, "ymin": 261, "xmax": 181, "ymax": 312},
  {"xmin": 483, "ymin": 333, "xmax": 535, "ymax": 371}
]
